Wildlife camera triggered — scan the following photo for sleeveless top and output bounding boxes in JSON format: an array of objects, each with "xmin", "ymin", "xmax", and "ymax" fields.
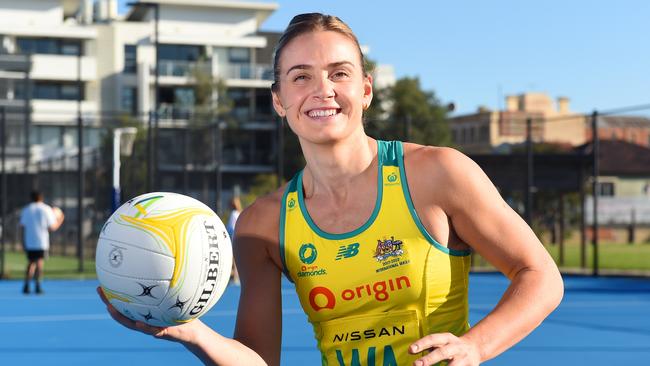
[{"xmin": 280, "ymin": 140, "xmax": 471, "ymax": 366}]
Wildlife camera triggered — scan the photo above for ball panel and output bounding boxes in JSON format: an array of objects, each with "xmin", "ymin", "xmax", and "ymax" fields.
[
  {"xmin": 184, "ymin": 214, "xmax": 232, "ymax": 320},
  {"xmin": 98, "ymin": 271, "xmax": 170, "ymax": 306},
  {"xmin": 110, "ymin": 299, "xmax": 171, "ymax": 327},
  {"xmin": 99, "ymin": 217, "xmax": 172, "ymax": 257},
  {"xmin": 96, "ymin": 238, "xmax": 174, "ymax": 280}
]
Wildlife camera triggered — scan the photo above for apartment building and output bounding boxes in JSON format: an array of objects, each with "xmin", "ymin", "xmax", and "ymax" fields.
[
  {"xmin": 0, "ymin": 0, "xmax": 282, "ymax": 203},
  {"xmin": 97, "ymin": 0, "xmax": 279, "ymax": 198},
  {"xmin": 0, "ymin": 0, "xmax": 100, "ymax": 168}
]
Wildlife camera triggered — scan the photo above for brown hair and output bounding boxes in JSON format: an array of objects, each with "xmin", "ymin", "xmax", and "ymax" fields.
[{"xmin": 271, "ymin": 13, "xmax": 367, "ymax": 92}]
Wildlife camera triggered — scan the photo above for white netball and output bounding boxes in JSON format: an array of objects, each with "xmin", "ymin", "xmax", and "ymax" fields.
[{"xmin": 96, "ymin": 192, "xmax": 232, "ymax": 327}]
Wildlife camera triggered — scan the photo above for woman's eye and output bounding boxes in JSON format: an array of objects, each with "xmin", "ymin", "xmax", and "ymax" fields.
[
  {"xmin": 293, "ymin": 75, "xmax": 308, "ymax": 82},
  {"xmin": 332, "ymin": 71, "xmax": 349, "ymax": 79}
]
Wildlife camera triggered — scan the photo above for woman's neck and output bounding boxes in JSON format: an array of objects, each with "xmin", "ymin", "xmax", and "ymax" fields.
[{"xmin": 300, "ymin": 132, "xmax": 377, "ymax": 200}]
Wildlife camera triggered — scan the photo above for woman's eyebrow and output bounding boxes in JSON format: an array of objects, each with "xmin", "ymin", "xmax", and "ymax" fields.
[{"xmin": 286, "ymin": 61, "xmax": 354, "ymax": 75}]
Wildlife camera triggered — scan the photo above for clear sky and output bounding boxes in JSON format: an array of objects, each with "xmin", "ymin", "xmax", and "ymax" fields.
[{"xmin": 118, "ymin": 0, "xmax": 650, "ymax": 117}]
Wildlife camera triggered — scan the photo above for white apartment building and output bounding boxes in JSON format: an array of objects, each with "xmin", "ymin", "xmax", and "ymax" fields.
[
  {"xmin": 0, "ymin": 0, "xmax": 280, "ymax": 199},
  {"xmin": 0, "ymin": 0, "xmax": 100, "ymax": 168}
]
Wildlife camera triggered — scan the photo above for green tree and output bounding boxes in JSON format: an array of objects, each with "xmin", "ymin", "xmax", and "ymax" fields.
[
  {"xmin": 189, "ymin": 61, "xmax": 232, "ymax": 167},
  {"xmin": 366, "ymin": 76, "xmax": 452, "ymax": 147},
  {"xmin": 242, "ymin": 173, "xmax": 285, "ymax": 208}
]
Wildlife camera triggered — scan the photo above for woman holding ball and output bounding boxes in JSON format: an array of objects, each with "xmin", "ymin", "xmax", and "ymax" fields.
[{"xmin": 99, "ymin": 13, "xmax": 563, "ymax": 365}]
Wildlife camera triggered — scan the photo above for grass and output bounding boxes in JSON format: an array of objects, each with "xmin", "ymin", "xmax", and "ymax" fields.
[
  {"xmin": 472, "ymin": 242, "xmax": 650, "ymax": 272},
  {"xmin": 545, "ymin": 242, "xmax": 650, "ymax": 271},
  {"xmin": 2, "ymin": 242, "xmax": 650, "ymax": 280},
  {"xmin": 1, "ymin": 250, "xmax": 96, "ymax": 280}
]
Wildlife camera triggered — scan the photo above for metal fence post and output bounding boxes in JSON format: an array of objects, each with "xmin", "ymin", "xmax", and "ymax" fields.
[
  {"xmin": 591, "ymin": 110, "xmax": 599, "ymax": 276},
  {"xmin": 1, "ymin": 107, "xmax": 6, "ymax": 278}
]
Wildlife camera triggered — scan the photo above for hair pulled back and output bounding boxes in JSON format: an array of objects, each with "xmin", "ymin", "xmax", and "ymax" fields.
[{"xmin": 271, "ymin": 13, "xmax": 367, "ymax": 92}]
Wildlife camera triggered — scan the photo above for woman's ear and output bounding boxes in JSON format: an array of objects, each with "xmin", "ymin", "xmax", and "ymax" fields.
[
  {"xmin": 272, "ymin": 90, "xmax": 286, "ymax": 117},
  {"xmin": 362, "ymin": 74, "xmax": 373, "ymax": 110}
]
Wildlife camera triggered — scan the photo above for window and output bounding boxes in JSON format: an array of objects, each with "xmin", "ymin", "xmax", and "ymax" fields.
[
  {"xmin": 32, "ymin": 82, "xmax": 83, "ymax": 100},
  {"xmin": 33, "ymin": 83, "xmax": 58, "ymax": 99},
  {"xmin": 124, "ymin": 45, "xmax": 137, "ymax": 74},
  {"xmin": 60, "ymin": 84, "xmax": 80, "ymax": 100},
  {"xmin": 16, "ymin": 38, "xmax": 82, "ymax": 55},
  {"xmin": 227, "ymin": 88, "xmax": 251, "ymax": 121},
  {"xmin": 597, "ymin": 182, "xmax": 615, "ymax": 196},
  {"xmin": 228, "ymin": 48, "xmax": 250, "ymax": 63},
  {"xmin": 121, "ymin": 87, "xmax": 137, "ymax": 114},
  {"xmin": 61, "ymin": 40, "xmax": 81, "ymax": 55},
  {"xmin": 30, "ymin": 126, "xmax": 61, "ymax": 147},
  {"xmin": 159, "ymin": 44, "xmax": 202, "ymax": 61}
]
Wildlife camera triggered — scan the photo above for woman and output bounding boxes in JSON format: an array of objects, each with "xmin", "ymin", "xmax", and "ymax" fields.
[{"xmin": 99, "ymin": 13, "xmax": 563, "ymax": 366}]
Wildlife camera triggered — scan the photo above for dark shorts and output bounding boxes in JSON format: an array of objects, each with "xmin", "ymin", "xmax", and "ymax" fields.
[{"xmin": 26, "ymin": 250, "xmax": 47, "ymax": 262}]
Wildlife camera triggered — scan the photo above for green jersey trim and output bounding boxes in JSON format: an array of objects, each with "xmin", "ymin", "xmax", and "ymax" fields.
[
  {"xmin": 396, "ymin": 141, "xmax": 471, "ymax": 257},
  {"xmin": 296, "ymin": 141, "xmax": 385, "ymax": 240},
  {"xmin": 279, "ymin": 175, "xmax": 298, "ymax": 282}
]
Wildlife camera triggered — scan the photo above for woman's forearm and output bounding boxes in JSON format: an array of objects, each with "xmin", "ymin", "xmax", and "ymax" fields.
[
  {"xmin": 182, "ymin": 321, "xmax": 268, "ymax": 366},
  {"xmin": 462, "ymin": 265, "xmax": 563, "ymax": 362}
]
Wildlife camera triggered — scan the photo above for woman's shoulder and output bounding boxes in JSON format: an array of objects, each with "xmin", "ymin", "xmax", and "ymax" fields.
[
  {"xmin": 401, "ymin": 142, "xmax": 475, "ymax": 178},
  {"xmin": 236, "ymin": 186, "xmax": 286, "ymax": 239}
]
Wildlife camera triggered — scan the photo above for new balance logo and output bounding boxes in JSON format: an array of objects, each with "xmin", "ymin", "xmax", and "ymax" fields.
[{"xmin": 335, "ymin": 243, "xmax": 360, "ymax": 260}]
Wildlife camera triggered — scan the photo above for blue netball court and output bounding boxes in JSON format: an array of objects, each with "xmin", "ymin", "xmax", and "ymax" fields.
[{"xmin": 1, "ymin": 273, "xmax": 649, "ymax": 365}]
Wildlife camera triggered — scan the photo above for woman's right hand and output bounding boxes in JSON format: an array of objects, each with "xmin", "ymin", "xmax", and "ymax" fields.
[{"xmin": 97, "ymin": 287, "xmax": 200, "ymax": 345}]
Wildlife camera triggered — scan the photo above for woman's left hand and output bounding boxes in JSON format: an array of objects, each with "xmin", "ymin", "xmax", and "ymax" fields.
[{"xmin": 409, "ymin": 333, "xmax": 481, "ymax": 366}]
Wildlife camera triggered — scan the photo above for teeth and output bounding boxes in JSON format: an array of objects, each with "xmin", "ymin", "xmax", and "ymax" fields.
[{"xmin": 308, "ymin": 109, "xmax": 338, "ymax": 118}]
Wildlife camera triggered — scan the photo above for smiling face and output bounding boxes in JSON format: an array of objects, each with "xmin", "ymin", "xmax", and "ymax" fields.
[{"xmin": 272, "ymin": 30, "xmax": 373, "ymax": 145}]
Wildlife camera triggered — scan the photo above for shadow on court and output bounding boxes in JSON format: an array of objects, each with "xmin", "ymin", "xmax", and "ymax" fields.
[{"xmin": 1, "ymin": 273, "xmax": 649, "ymax": 365}]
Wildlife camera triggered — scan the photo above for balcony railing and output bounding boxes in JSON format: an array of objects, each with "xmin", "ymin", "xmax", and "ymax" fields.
[
  {"xmin": 151, "ymin": 60, "xmax": 273, "ymax": 81},
  {"xmin": 221, "ymin": 63, "xmax": 273, "ymax": 81},
  {"xmin": 155, "ymin": 60, "xmax": 211, "ymax": 77}
]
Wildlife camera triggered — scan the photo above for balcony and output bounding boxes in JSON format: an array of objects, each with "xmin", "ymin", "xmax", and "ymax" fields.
[
  {"xmin": 151, "ymin": 60, "xmax": 273, "ymax": 86},
  {"xmin": 31, "ymin": 99, "xmax": 98, "ymax": 123},
  {"xmin": 30, "ymin": 55, "xmax": 96, "ymax": 81},
  {"xmin": 154, "ymin": 60, "xmax": 211, "ymax": 78},
  {"xmin": 220, "ymin": 63, "xmax": 273, "ymax": 81}
]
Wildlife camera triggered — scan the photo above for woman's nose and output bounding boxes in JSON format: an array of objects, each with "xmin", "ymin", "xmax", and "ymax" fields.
[{"xmin": 312, "ymin": 74, "xmax": 335, "ymax": 100}]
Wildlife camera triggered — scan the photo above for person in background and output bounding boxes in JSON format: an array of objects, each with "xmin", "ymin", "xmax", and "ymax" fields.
[
  {"xmin": 226, "ymin": 196, "xmax": 242, "ymax": 285},
  {"xmin": 20, "ymin": 190, "xmax": 64, "ymax": 294}
]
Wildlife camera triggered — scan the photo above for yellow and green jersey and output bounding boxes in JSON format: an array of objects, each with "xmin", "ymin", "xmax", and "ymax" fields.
[{"xmin": 280, "ymin": 140, "xmax": 471, "ymax": 366}]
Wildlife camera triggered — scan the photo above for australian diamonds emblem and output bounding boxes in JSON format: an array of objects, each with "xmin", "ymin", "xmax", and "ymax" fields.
[{"xmin": 374, "ymin": 236, "xmax": 410, "ymax": 273}]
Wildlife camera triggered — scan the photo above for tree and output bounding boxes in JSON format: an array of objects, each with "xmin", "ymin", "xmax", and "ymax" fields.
[{"xmin": 366, "ymin": 76, "xmax": 452, "ymax": 147}]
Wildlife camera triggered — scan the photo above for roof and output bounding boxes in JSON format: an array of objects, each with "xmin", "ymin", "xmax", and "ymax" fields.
[
  {"xmin": 127, "ymin": 0, "xmax": 278, "ymax": 21},
  {"xmin": 575, "ymin": 139, "xmax": 650, "ymax": 176},
  {"xmin": 598, "ymin": 115, "xmax": 650, "ymax": 128}
]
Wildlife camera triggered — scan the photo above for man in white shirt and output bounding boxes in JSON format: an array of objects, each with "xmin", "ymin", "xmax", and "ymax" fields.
[{"xmin": 20, "ymin": 191, "xmax": 64, "ymax": 294}]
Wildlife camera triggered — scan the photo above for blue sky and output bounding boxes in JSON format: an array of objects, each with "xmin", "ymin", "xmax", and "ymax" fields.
[{"xmin": 119, "ymin": 1, "xmax": 650, "ymax": 116}]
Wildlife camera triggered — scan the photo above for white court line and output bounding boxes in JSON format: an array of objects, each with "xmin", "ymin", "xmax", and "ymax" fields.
[{"xmin": 0, "ymin": 308, "xmax": 306, "ymax": 324}]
